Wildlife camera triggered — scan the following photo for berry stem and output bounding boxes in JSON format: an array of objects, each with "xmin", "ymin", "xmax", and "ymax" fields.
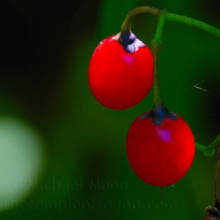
[
  {"xmin": 120, "ymin": 7, "xmax": 160, "ymax": 34},
  {"xmin": 121, "ymin": 6, "xmax": 220, "ymax": 41},
  {"xmin": 166, "ymin": 13, "xmax": 220, "ymax": 38},
  {"xmin": 120, "ymin": 6, "xmax": 220, "ymax": 154},
  {"xmin": 197, "ymin": 135, "xmax": 220, "ymax": 156},
  {"xmin": 153, "ymin": 9, "xmax": 167, "ymax": 44},
  {"xmin": 150, "ymin": 9, "xmax": 168, "ymax": 110},
  {"xmin": 151, "ymin": 39, "xmax": 163, "ymax": 109}
]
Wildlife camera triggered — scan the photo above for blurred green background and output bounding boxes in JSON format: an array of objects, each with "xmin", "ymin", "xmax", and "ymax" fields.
[{"xmin": 0, "ymin": 0, "xmax": 220, "ymax": 219}]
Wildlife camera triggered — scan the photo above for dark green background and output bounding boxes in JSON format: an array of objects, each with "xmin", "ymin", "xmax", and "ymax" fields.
[{"xmin": 1, "ymin": 0, "xmax": 220, "ymax": 219}]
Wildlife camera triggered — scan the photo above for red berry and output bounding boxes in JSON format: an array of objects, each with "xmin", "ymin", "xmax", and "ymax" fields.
[
  {"xmin": 88, "ymin": 34, "xmax": 154, "ymax": 110},
  {"xmin": 126, "ymin": 112, "xmax": 195, "ymax": 186}
]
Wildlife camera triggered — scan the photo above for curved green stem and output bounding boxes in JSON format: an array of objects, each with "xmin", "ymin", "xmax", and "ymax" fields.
[
  {"xmin": 197, "ymin": 135, "xmax": 220, "ymax": 156},
  {"xmin": 166, "ymin": 13, "xmax": 220, "ymax": 38},
  {"xmin": 121, "ymin": 6, "xmax": 220, "ymax": 155},
  {"xmin": 196, "ymin": 143, "xmax": 215, "ymax": 156},
  {"xmin": 206, "ymin": 135, "xmax": 220, "ymax": 153},
  {"xmin": 121, "ymin": 7, "xmax": 220, "ymax": 40},
  {"xmin": 120, "ymin": 7, "xmax": 160, "ymax": 34}
]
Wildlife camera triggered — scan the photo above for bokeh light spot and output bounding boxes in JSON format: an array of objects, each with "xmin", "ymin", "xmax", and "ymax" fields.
[{"xmin": 0, "ymin": 117, "xmax": 45, "ymax": 211}]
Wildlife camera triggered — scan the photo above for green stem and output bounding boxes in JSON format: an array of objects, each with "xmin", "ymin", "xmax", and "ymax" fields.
[
  {"xmin": 151, "ymin": 40, "xmax": 162, "ymax": 108},
  {"xmin": 195, "ymin": 143, "xmax": 206, "ymax": 152},
  {"xmin": 206, "ymin": 135, "xmax": 220, "ymax": 156},
  {"xmin": 120, "ymin": 7, "xmax": 160, "ymax": 34},
  {"xmin": 196, "ymin": 135, "xmax": 220, "ymax": 156},
  {"xmin": 150, "ymin": 10, "xmax": 168, "ymax": 109},
  {"xmin": 196, "ymin": 143, "xmax": 215, "ymax": 156},
  {"xmin": 120, "ymin": 6, "xmax": 220, "ymax": 155},
  {"xmin": 166, "ymin": 13, "xmax": 220, "ymax": 38},
  {"xmin": 154, "ymin": 10, "xmax": 167, "ymax": 43},
  {"xmin": 121, "ymin": 7, "xmax": 220, "ymax": 40},
  {"xmin": 207, "ymin": 135, "xmax": 220, "ymax": 152}
]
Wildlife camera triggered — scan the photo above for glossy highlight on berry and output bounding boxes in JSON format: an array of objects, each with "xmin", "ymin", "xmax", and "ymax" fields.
[
  {"xmin": 88, "ymin": 34, "xmax": 154, "ymax": 110},
  {"xmin": 126, "ymin": 113, "xmax": 195, "ymax": 187}
]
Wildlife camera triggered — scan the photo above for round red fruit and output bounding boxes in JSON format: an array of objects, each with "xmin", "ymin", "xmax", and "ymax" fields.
[
  {"xmin": 126, "ymin": 113, "xmax": 195, "ymax": 186},
  {"xmin": 88, "ymin": 34, "xmax": 154, "ymax": 110}
]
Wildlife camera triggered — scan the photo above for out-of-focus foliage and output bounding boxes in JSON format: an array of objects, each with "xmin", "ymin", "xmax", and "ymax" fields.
[{"xmin": 0, "ymin": 0, "xmax": 220, "ymax": 219}]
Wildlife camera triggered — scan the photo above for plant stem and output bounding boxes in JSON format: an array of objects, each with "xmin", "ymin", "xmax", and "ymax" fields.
[
  {"xmin": 151, "ymin": 40, "xmax": 162, "ymax": 108},
  {"xmin": 195, "ymin": 143, "xmax": 206, "ymax": 152},
  {"xmin": 120, "ymin": 6, "xmax": 220, "ymax": 154},
  {"xmin": 121, "ymin": 6, "xmax": 220, "ymax": 40},
  {"xmin": 206, "ymin": 135, "xmax": 220, "ymax": 156},
  {"xmin": 207, "ymin": 135, "xmax": 220, "ymax": 152},
  {"xmin": 120, "ymin": 7, "xmax": 160, "ymax": 34},
  {"xmin": 153, "ymin": 9, "xmax": 167, "ymax": 43},
  {"xmin": 196, "ymin": 135, "xmax": 220, "ymax": 156},
  {"xmin": 196, "ymin": 143, "xmax": 215, "ymax": 156},
  {"xmin": 166, "ymin": 13, "xmax": 220, "ymax": 38}
]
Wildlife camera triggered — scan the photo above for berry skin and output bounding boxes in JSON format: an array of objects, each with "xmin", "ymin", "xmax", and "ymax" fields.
[
  {"xmin": 88, "ymin": 34, "xmax": 154, "ymax": 110},
  {"xmin": 126, "ymin": 112, "xmax": 195, "ymax": 187}
]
